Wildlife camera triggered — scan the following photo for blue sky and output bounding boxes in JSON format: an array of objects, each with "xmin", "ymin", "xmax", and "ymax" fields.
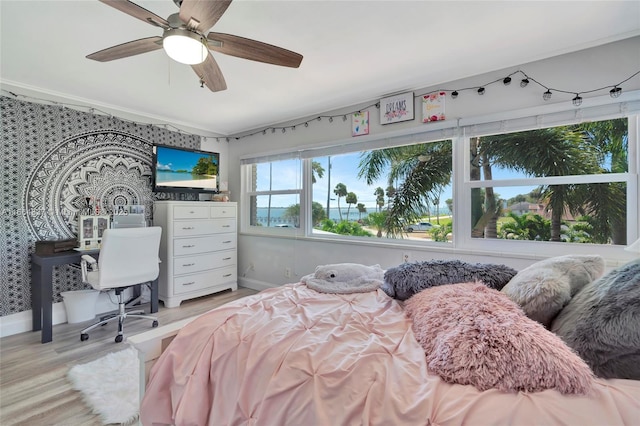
[{"xmin": 156, "ymin": 146, "xmax": 218, "ymax": 171}]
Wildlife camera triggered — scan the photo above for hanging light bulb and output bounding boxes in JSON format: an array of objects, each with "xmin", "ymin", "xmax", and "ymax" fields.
[
  {"xmin": 503, "ymin": 77, "xmax": 512, "ymax": 85},
  {"xmin": 520, "ymin": 78, "xmax": 529, "ymax": 88},
  {"xmin": 477, "ymin": 87, "xmax": 485, "ymax": 95},
  {"xmin": 572, "ymin": 94, "xmax": 583, "ymax": 107},
  {"xmin": 451, "ymin": 91, "xmax": 459, "ymax": 99},
  {"xmin": 543, "ymin": 90, "xmax": 552, "ymax": 101},
  {"xmin": 609, "ymin": 86, "xmax": 622, "ymax": 98}
]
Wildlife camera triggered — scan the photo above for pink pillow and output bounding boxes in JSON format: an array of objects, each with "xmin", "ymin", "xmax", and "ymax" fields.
[{"xmin": 404, "ymin": 282, "xmax": 593, "ymax": 394}]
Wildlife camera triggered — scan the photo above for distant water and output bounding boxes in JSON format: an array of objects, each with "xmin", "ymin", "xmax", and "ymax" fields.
[{"xmin": 254, "ymin": 206, "xmax": 450, "ymax": 227}]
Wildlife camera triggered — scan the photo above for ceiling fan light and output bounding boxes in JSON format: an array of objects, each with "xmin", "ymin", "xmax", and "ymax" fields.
[{"xmin": 163, "ymin": 28, "xmax": 208, "ymax": 65}]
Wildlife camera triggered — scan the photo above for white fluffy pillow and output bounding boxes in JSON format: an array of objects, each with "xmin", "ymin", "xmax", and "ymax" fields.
[{"xmin": 501, "ymin": 255, "xmax": 604, "ymax": 327}]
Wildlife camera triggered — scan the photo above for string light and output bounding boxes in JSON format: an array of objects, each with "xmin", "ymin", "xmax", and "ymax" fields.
[
  {"xmin": 572, "ymin": 94, "xmax": 583, "ymax": 107},
  {"xmin": 3, "ymin": 68, "xmax": 638, "ymax": 141},
  {"xmin": 610, "ymin": 86, "xmax": 622, "ymax": 98}
]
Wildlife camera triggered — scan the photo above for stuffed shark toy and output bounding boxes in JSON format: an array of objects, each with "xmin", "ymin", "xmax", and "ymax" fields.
[{"xmin": 301, "ymin": 263, "xmax": 385, "ymax": 294}]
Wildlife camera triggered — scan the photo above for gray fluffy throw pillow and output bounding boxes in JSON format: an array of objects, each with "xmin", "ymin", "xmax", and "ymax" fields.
[
  {"xmin": 551, "ymin": 258, "xmax": 640, "ymax": 379},
  {"xmin": 501, "ymin": 255, "xmax": 605, "ymax": 327},
  {"xmin": 382, "ymin": 259, "xmax": 518, "ymax": 301}
]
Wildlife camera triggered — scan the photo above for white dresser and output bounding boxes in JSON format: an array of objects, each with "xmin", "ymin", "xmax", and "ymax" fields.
[{"xmin": 153, "ymin": 201, "xmax": 238, "ymax": 308}]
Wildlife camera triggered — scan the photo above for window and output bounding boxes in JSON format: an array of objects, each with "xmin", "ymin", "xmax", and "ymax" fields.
[
  {"xmin": 240, "ymin": 103, "xmax": 638, "ymax": 257},
  {"xmin": 243, "ymin": 158, "xmax": 302, "ymax": 230},
  {"xmin": 466, "ymin": 119, "xmax": 631, "ymax": 245},
  {"xmin": 311, "ymin": 141, "xmax": 453, "ymax": 242}
]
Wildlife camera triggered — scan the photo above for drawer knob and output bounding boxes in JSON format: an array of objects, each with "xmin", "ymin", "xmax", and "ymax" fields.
[
  {"xmin": 183, "ymin": 281, "xmax": 196, "ymax": 286},
  {"xmin": 222, "ymin": 225, "xmax": 231, "ymax": 228},
  {"xmin": 223, "ymin": 273, "xmax": 232, "ymax": 278},
  {"xmin": 222, "ymin": 240, "xmax": 232, "ymax": 244},
  {"xmin": 182, "ymin": 226, "xmax": 195, "ymax": 230},
  {"xmin": 182, "ymin": 244, "xmax": 195, "ymax": 248},
  {"xmin": 223, "ymin": 257, "xmax": 232, "ymax": 261},
  {"xmin": 182, "ymin": 263, "xmax": 195, "ymax": 267}
]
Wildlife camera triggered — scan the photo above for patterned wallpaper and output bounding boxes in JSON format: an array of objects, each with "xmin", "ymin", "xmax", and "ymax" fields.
[{"xmin": 0, "ymin": 96, "xmax": 200, "ymax": 316}]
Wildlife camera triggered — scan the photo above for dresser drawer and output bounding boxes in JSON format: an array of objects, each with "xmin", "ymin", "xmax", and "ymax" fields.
[
  {"xmin": 173, "ymin": 233, "xmax": 237, "ymax": 256},
  {"xmin": 173, "ymin": 266, "xmax": 237, "ymax": 295},
  {"xmin": 173, "ymin": 205, "xmax": 209, "ymax": 219},
  {"xmin": 173, "ymin": 249, "xmax": 236, "ymax": 275},
  {"xmin": 173, "ymin": 218, "xmax": 236, "ymax": 236},
  {"xmin": 210, "ymin": 205, "xmax": 236, "ymax": 218}
]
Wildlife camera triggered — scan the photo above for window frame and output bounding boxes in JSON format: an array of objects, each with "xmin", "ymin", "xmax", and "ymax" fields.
[{"xmin": 240, "ymin": 97, "xmax": 639, "ymax": 260}]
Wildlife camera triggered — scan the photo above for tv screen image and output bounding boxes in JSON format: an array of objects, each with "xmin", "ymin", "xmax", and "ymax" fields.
[{"xmin": 153, "ymin": 144, "xmax": 220, "ymax": 193}]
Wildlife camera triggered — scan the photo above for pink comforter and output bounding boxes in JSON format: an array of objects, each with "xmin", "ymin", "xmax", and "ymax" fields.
[{"xmin": 141, "ymin": 284, "xmax": 640, "ymax": 426}]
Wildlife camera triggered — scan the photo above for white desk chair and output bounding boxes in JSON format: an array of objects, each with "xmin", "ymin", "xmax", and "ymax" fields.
[{"xmin": 79, "ymin": 226, "xmax": 162, "ymax": 343}]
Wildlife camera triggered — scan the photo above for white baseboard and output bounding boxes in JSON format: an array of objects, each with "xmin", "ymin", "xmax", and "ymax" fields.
[
  {"xmin": 238, "ymin": 278, "xmax": 278, "ymax": 292},
  {"xmin": 0, "ymin": 290, "xmax": 125, "ymax": 339}
]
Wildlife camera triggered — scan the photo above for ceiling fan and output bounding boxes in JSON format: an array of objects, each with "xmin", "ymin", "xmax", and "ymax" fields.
[{"xmin": 86, "ymin": 0, "xmax": 303, "ymax": 92}]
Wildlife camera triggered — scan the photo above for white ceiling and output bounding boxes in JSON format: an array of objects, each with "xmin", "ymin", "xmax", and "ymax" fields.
[{"xmin": 2, "ymin": 1, "xmax": 639, "ymax": 136}]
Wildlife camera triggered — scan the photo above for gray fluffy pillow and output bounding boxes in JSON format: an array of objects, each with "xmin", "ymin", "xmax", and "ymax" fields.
[
  {"xmin": 382, "ymin": 259, "xmax": 518, "ymax": 301},
  {"xmin": 501, "ymin": 255, "xmax": 605, "ymax": 327},
  {"xmin": 551, "ymin": 258, "xmax": 640, "ymax": 379}
]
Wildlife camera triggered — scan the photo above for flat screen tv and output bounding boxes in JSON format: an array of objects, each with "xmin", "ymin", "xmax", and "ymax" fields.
[{"xmin": 152, "ymin": 144, "xmax": 220, "ymax": 193}]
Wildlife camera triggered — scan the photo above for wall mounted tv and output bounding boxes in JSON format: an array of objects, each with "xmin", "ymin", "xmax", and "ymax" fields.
[{"xmin": 152, "ymin": 144, "xmax": 220, "ymax": 193}]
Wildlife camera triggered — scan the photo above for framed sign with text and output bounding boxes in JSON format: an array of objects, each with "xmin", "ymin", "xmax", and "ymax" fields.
[{"xmin": 380, "ymin": 92, "xmax": 414, "ymax": 125}]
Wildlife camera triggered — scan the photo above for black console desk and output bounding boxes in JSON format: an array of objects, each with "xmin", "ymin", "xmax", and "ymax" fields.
[{"xmin": 31, "ymin": 250, "xmax": 159, "ymax": 343}]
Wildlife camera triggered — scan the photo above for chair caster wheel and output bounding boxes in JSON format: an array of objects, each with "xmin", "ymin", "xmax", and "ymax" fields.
[
  {"xmin": 152, "ymin": 320, "xmax": 159, "ymax": 328},
  {"xmin": 115, "ymin": 335, "xmax": 123, "ymax": 343},
  {"xmin": 80, "ymin": 333, "xmax": 89, "ymax": 341}
]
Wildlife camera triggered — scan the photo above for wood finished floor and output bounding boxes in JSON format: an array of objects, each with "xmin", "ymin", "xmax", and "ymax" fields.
[{"xmin": 0, "ymin": 287, "xmax": 257, "ymax": 425}]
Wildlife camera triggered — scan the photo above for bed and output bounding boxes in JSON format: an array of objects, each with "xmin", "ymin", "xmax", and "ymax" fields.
[{"xmin": 138, "ymin": 259, "xmax": 640, "ymax": 425}]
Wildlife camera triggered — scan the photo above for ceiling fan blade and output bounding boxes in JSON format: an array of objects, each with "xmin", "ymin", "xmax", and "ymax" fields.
[
  {"xmin": 191, "ymin": 52, "xmax": 227, "ymax": 92},
  {"xmin": 87, "ymin": 37, "xmax": 163, "ymax": 62},
  {"xmin": 179, "ymin": 0, "xmax": 232, "ymax": 33},
  {"xmin": 206, "ymin": 32, "xmax": 303, "ymax": 68},
  {"xmin": 99, "ymin": 0, "xmax": 169, "ymax": 28}
]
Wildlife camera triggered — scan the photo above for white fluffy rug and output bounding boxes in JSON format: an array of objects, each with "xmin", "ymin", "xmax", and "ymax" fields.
[{"xmin": 67, "ymin": 346, "xmax": 139, "ymax": 425}]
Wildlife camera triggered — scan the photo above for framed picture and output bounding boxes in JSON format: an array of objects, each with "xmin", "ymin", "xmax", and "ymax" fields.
[
  {"xmin": 422, "ymin": 91, "xmax": 446, "ymax": 122},
  {"xmin": 352, "ymin": 111, "xmax": 369, "ymax": 136},
  {"xmin": 78, "ymin": 215, "xmax": 110, "ymax": 250},
  {"xmin": 379, "ymin": 92, "xmax": 414, "ymax": 125}
]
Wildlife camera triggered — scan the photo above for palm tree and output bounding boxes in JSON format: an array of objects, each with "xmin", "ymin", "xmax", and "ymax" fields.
[
  {"xmin": 356, "ymin": 203, "xmax": 367, "ymax": 221},
  {"xmin": 577, "ymin": 119, "xmax": 628, "ymax": 244},
  {"xmin": 333, "ymin": 183, "xmax": 347, "ymax": 221},
  {"xmin": 385, "ymin": 185, "xmax": 396, "ymax": 211},
  {"xmin": 474, "ymin": 126, "xmax": 600, "ymax": 241},
  {"xmin": 366, "ymin": 211, "xmax": 388, "ymax": 238},
  {"xmin": 356, "ymin": 119, "xmax": 626, "ymax": 244},
  {"xmin": 311, "ymin": 161, "xmax": 325, "ymax": 184},
  {"xmin": 374, "ymin": 187, "xmax": 385, "ymax": 212},
  {"xmin": 284, "ymin": 202, "xmax": 326, "ymax": 227},
  {"xmin": 345, "ymin": 192, "xmax": 357, "ymax": 220},
  {"xmin": 359, "ymin": 142, "xmax": 453, "ymax": 236}
]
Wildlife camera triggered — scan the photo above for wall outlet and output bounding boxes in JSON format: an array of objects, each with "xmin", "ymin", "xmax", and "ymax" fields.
[
  {"xmin": 402, "ymin": 252, "xmax": 411, "ymax": 263},
  {"xmin": 284, "ymin": 267, "xmax": 292, "ymax": 278}
]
